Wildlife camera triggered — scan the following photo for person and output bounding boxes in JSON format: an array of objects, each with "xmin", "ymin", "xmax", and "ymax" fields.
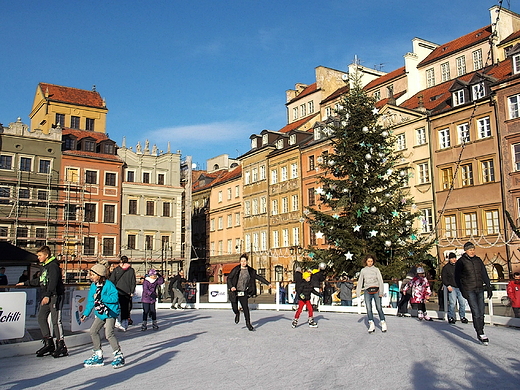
[
  {"xmin": 169, "ymin": 269, "xmax": 187, "ymax": 309},
  {"xmin": 337, "ymin": 273, "xmax": 354, "ymax": 306},
  {"xmin": 397, "ymin": 266, "xmax": 417, "ymax": 317},
  {"xmin": 18, "ymin": 269, "xmax": 29, "ymax": 284},
  {"xmin": 279, "ymin": 282, "xmax": 287, "ymax": 304},
  {"xmin": 292, "ymin": 266, "xmax": 303, "ymax": 310},
  {"xmin": 455, "ymin": 241, "xmax": 492, "ymax": 344},
  {"xmin": 506, "ymin": 272, "xmax": 520, "ymax": 318},
  {"xmin": 81, "ymin": 262, "xmax": 125, "ymax": 368},
  {"xmin": 17, "ymin": 245, "xmax": 66, "ymax": 358},
  {"xmin": 0, "ymin": 267, "xmax": 8, "ymax": 291},
  {"xmin": 310, "ymin": 264, "xmax": 326, "ymax": 310},
  {"xmin": 356, "ymin": 254, "xmax": 386, "ymax": 333},
  {"xmin": 441, "ymin": 252, "xmax": 468, "ymax": 324},
  {"xmin": 291, "ymin": 272, "xmax": 319, "ymax": 328},
  {"xmin": 109, "ymin": 256, "xmax": 136, "ymax": 331},
  {"xmin": 227, "ymin": 253, "xmax": 271, "ymax": 331},
  {"xmin": 141, "ymin": 269, "xmax": 164, "ymax": 331},
  {"xmin": 388, "ymin": 278, "xmax": 400, "ymax": 308},
  {"xmin": 403, "ymin": 267, "xmax": 433, "ymax": 321},
  {"xmin": 323, "ymin": 275, "xmax": 334, "ymax": 305}
]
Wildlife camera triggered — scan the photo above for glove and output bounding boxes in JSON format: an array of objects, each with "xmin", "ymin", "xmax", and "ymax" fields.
[
  {"xmin": 299, "ymin": 293, "xmax": 305, "ymax": 300},
  {"xmin": 487, "ymin": 289, "xmax": 493, "ymax": 300}
]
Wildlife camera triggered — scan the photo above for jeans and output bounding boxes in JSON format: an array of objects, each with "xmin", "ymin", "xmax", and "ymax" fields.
[
  {"xmin": 364, "ymin": 292, "xmax": 385, "ymax": 321},
  {"xmin": 447, "ymin": 287, "xmax": 466, "ymax": 320},
  {"xmin": 294, "ymin": 299, "xmax": 314, "ymax": 319},
  {"xmin": 341, "ymin": 300, "xmax": 352, "ymax": 306},
  {"xmin": 465, "ymin": 289, "xmax": 485, "ymax": 335}
]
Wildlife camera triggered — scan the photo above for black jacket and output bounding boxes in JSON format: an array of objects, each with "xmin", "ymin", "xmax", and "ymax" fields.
[
  {"xmin": 169, "ymin": 274, "xmax": 187, "ymax": 292},
  {"xmin": 109, "ymin": 265, "xmax": 136, "ymax": 296},
  {"xmin": 227, "ymin": 265, "xmax": 269, "ymax": 297},
  {"xmin": 25, "ymin": 257, "xmax": 64, "ymax": 298},
  {"xmin": 441, "ymin": 262, "xmax": 458, "ymax": 288},
  {"xmin": 455, "ymin": 253, "xmax": 491, "ymax": 296},
  {"xmin": 297, "ymin": 279, "xmax": 320, "ymax": 301},
  {"xmin": 310, "ymin": 270, "xmax": 325, "ymax": 288}
]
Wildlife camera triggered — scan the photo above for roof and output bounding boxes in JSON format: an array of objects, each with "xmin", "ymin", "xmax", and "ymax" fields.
[
  {"xmin": 364, "ymin": 67, "xmax": 406, "ymax": 91},
  {"xmin": 62, "ymin": 128, "xmax": 123, "ymax": 162},
  {"xmin": 279, "ymin": 113, "xmax": 319, "ymax": 133},
  {"xmin": 210, "ymin": 166, "xmax": 242, "ymax": 187},
  {"xmin": 418, "ymin": 25, "xmax": 492, "ymax": 67},
  {"xmin": 501, "ymin": 29, "xmax": 520, "ymax": 46},
  {"xmin": 39, "ymin": 83, "xmax": 106, "ymax": 109},
  {"xmin": 0, "ymin": 242, "xmax": 38, "ymax": 264},
  {"xmin": 375, "ymin": 90, "xmax": 407, "ymax": 108},
  {"xmin": 286, "ymin": 83, "xmax": 318, "ymax": 104},
  {"xmin": 63, "ymin": 128, "xmax": 112, "ymax": 143},
  {"xmin": 321, "ymin": 85, "xmax": 349, "ymax": 105}
]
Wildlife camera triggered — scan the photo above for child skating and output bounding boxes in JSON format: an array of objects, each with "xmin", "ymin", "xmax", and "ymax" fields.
[
  {"xmin": 81, "ymin": 262, "xmax": 125, "ymax": 368},
  {"xmin": 291, "ymin": 272, "xmax": 319, "ymax": 328},
  {"xmin": 402, "ymin": 267, "xmax": 433, "ymax": 321},
  {"xmin": 141, "ymin": 269, "xmax": 164, "ymax": 331}
]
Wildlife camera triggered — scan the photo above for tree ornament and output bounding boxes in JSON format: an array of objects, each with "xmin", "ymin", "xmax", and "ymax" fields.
[
  {"xmin": 345, "ymin": 251, "xmax": 353, "ymax": 260},
  {"xmin": 382, "ymin": 131, "xmax": 389, "ymax": 137},
  {"xmin": 369, "ymin": 230, "xmax": 378, "ymax": 237},
  {"xmin": 365, "ymin": 153, "xmax": 372, "ymax": 160},
  {"xmin": 370, "ymin": 206, "xmax": 377, "ymax": 213},
  {"xmin": 362, "ymin": 126, "xmax": 369, "ymax": 133},
  {"xmin": 384, "ymin": 240, "xmax": 392, "ymax": 247}
]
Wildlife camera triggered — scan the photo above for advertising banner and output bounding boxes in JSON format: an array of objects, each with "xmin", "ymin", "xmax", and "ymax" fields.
[
  {"xmin": 208, "ymin": 284, "xmax": 228, "ymax": 302},
  {"xmin": 70, "ymin": 290, "xmax": 94, "ymax": 332},
  {"xmin": 0, "ymin": 292, "xmax": 26, "ymax": 339}
]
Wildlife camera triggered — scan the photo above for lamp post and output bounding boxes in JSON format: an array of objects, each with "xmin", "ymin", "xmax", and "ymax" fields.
[{"xmin": 290, "ymin": 246, "xmax": 303, "ymax": 274}]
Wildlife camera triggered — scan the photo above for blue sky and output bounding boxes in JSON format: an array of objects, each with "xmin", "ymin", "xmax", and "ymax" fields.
[{"xmin": 1, "ymin": 1, "xmax": 517, "ymax": 169}]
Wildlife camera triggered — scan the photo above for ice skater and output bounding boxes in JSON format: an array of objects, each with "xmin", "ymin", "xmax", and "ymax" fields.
[
  {"xmin": 291, "ymin": 271, "xmax": 319, "ymax": 328},
  {"xmin": 356, "ymin": 254, "xmax": 386, "ymax": 333},
  {"xmin": 402, "ymin": 267, "xmax": 433, "ymax": 321},
  {"xmin": 141, "ymin": 269, "xmax": 164, "ymax": 331}
]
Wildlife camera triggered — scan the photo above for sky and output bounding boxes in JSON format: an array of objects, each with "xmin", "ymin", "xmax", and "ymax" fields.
[{"xmin": 1, "ymin": 0, "xmax": 519, "ymax": 169}]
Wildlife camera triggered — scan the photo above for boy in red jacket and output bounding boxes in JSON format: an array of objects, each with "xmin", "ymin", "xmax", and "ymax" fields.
[{"xmin": 507, "ymin": 272, "xmax": 520, "ymax": 318}]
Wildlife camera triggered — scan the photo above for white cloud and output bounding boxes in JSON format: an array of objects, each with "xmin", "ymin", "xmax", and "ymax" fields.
[{"xmin": 144, "ymin": 121, "xmax": 256, "ymax": 143}]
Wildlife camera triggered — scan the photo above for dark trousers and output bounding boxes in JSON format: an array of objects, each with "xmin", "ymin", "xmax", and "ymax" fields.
[
  {"xmin": 142, "ymin": 302, "xmax": 157, "ymax": 321},
  {"xmin": 397, "ymin": 294, "xmax": 410, "ymax": 314},
  {"xmin": 38, "ymin": 294, "xmax": 64, "ymax": 339},
  {"xmin": 466, "ymin": 289, "xmax": 485, "ymax": 335},
  {"xmin": 231, "ymin": 295, "xmax": 251, "ymax": 324},
  {"xmin": 118, "ymin": 294, "xmax": 132, "ymax": 321}
]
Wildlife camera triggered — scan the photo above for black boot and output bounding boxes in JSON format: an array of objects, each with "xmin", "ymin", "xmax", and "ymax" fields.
[
  {"xmin": 36, "ymin": 337, "xmax": 55, "ymax": 357},
  {"xmin": 234, "ymin": 312, "xmax": 240, "ymax": 324},
  {"xmin": 52, "ymin": 339, "xmax": 68, "ymax": 358},
  {"xmin": 246, "ymin": 322, "xmax": 255, "ymax": 331}
]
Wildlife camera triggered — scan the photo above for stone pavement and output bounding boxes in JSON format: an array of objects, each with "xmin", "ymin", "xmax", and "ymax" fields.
[{"xmin": 1, "ymin": 307, "xmax": 519, "ymax": 390}]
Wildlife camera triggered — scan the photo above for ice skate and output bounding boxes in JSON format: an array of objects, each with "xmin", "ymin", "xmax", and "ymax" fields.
[
  {"xmin": 461, "ymin": 317, "xmax": 469, "ymax": 324},
  {"xmin": 52, "ymin": 339, "xmax": 68, "ymax": 358},
  {"xmin": 115, "ymin": 320, "xmax": 126, "ymax": 332},
  {"xmin": 423, "ymin": 313, "xmax": 433, "ymax": 321},
  {"xmin": 478, "ymin": 334, "xmax": 489, "ymax": 345},
  {"xmin": 368, "ymin": 320, "xmax": 375, "ymax": 333},
  {"xmin": 308, "ymin": 318, "xmax": 318, "ymax": 328},
  {"xmin": 36, "ymin": 337, "xmax": 55, "ymax": 357},
  {"xmin": 84, "ymin": 350, "xmax": 104, "ymax": 367},
  {"xmin": 141, "ymin": 321, "xmax": 147, "ymax": 331},
  {"xmin": 381, "ymin": 320, "xmax": 387, "ymax": 332},
  {"xmin": 291, "ymin": 319, "xmax": 298, "ymax": 328},
  {"xmin": 111, "ymin": 350, "xmax": 125, "ymax": 369},
  {"xmin": 246, "ymin": 322, "xmax": 255, "ymax": 331},
  {"xmin": 152, "ymin": 320, "xmax": 159, "ymax": 330},
  {"xmin": 448, "ymin": 317, "xmax": 456, "ymax": 324},
  {"xmin": 121, "ymin": 319, "xmax": 129, "ymax": 330}
]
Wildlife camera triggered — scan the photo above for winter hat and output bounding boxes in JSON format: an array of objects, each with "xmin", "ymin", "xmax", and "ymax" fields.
[
  {"xmin": 91, "ymin": 263, "xmax": 107, "ymax": 277},
  {"xmin": 148, "ymin": 269, "xmax": 157, "ymax": 276},
  {"xmin": 303, "ymin": 271, "xmax": 312, "ymax": 279},
  {"xmin": 463, "ymin": 242, "xmax": 475, "ymax": 251},
  {"xmin": 448, "ymin": 252, "xmax": 457, "ymax": 259},
  {"xmin": 416, "ymin": 267, "xmax": 425, "ymax": 274}
]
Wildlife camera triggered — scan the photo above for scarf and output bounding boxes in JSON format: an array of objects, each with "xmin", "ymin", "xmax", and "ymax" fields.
[{"xmin": 94, "ymin": 281, "xmax": 109, "ymax": 315}]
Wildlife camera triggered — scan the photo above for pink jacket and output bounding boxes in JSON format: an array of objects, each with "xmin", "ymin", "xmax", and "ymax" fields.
[{"xmin": 403, "ymin": 276, "xmax": 431, "ymax": 304}]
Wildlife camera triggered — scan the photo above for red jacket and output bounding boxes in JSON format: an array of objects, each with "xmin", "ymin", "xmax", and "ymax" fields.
[{"xmin": 507, "ymin": 280, "xmax": 520, "ymax": 308}]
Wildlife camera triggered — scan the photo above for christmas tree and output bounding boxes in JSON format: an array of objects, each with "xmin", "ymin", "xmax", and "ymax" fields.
[{"xmin": 306, "ymin": 77, "xmax": 432, "ymax": 279}]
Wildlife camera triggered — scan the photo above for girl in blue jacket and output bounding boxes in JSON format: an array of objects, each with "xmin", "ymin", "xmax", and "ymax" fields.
[{"xmin": 81, "ymin": 262, "xmax": 125, "ymax": 368}]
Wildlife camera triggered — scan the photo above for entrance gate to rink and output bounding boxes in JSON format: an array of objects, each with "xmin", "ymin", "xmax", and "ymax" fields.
[{"xmin": 156, "ymin": 281, "xmax": 520, "ymax": 329}]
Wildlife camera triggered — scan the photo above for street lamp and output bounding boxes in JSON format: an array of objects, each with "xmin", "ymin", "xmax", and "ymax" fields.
[{"xmin": 290, "ymin": 246, "xmax": 303, "ymax": 273}]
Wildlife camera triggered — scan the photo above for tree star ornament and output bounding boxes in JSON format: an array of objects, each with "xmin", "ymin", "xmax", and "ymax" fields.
[
  {"xmin": 315, "ymin": 231, "xmax": 324, "ymax": 239},
  {"xmin": 353, "ymin": 225, "xmax": 361, "ymax": 232},
  {"xmin": 345, "ymin": 251, "xmax": 353, "ymax": 260},
  {"xmin": 369, "ymin": 230, "xmax": 378, "ymax": 237}
]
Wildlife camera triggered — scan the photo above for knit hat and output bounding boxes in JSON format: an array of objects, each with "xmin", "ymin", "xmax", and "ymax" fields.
[
  {"xmin": 148, "ymin": 269, "xmax": 157, "ymax": 276},
  {"xmin": 448, "ymin": 252, "xmax": 457, "ymax": 259},
  {"xmin": 416, "ymin": 267, "xmax": 425, "ymax": 274},
  {"xmin": 91, "ymin": 263, "xmax": 107, "ymax": 277},
  {"xmin": 303, "ymin": 272, "xmax": 311, "ymax": 279},
  {"xmin": 463, "ymin": 242, "xmax": 475, "ymax": 251}
]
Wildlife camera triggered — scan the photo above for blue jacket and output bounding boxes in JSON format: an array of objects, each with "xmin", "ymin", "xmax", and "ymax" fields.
[{"xmin": 83, "ymin": 280, "xmax": 120, "ymax": 320}]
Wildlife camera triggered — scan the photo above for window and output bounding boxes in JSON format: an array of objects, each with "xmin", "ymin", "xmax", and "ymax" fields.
[
  {"xmin": 291, "ymin": 195, "xmax": 298, "ymax": 211},
  {"xmin": 441, "ymin": 167, "xmax": 453, "ymax": 190},
  {"xmin": 444, "ymin": 215, "xmax": 457, "ymax": 238},
  {"xmin": 55, "ymin": 113, "xmax": 65, "ymax": 126},
  {"xmin": 81, "ymin": 237, "xmax": 95, "ymax": 256},
  {"xmin": 281, "ymin": 166, "xmax": 288, "ymax": 181},
  {"xmin": 292, "ymin": 227, "xmax": 300, "ymax": 246},
  {"xmin": 86, "ymin": 118, "xmax": 95, "ymax": 131},
  {"xmin": 373, "ymin": 90, "xmax": 381, "ymax": 101},
  {"xmin": 514, "ymin": 144, "xmax": 520, "ymax": 171},
  {"xmin": 235, "ymin": 238, "xmax": 241, "ymax": 253},
  {"xmin": 308, "ymin": 187, "xmax": 316, "ymax": 206},
  {"xmin": 104, "ymin": 204, "xmax": 115, "ymax": 223},
  {"xmin": 39, "ymin": 160, "xmax": 51, "ymax": 174},
  {"xmin": 105, "ymin": 172, "xmax": 116, "ymax": 186},
  {"xmin": 103, "ymin": 143, "xmax": 114, "ymax": 155},
  {"xmin": 260, "ymin": 196, "xmax": 267, "ymax": 214},
  {"xmin": 292, "ymin": 107, "xmax": 298, "ymax": 120},
  {"xmin": 0, "ymin": 155, "xmax": 12, "ymax": 170},
  {"xmin": 146, "ymin": 201, "xmax": 154, "ymax": 216},
  {"xmin": 244, "ymin": 170, "xmax": 250, "ymax": 185},
  {"xmin": 439, "ymin": 128, "xmax": 451, "ymax": 149},
  {"xmin": 227, "ymin": 239, "xmax": 233, "ymax": 255},
  {"xmin": 252, "ymin": 198, "xmax": 258, "ymax": 215},
  {"xmin": 84, "ymin": 140, "xmax": 95, "ymax": 152},
  {"xmin": 163, "ymin": 202, "xmax": 170, "ymax": 217},
  {"xmin": 244, "ymin": 201, "xmax": 251, "ymax": 216},
  {"xmin": 227, "ymin": 214, "xmax": 232, "ymax": 228},
  {"xmin": 291, "ymin": 163, "xmax": 298, "ymax": 179},
  {"xmin": 37, "ymin": 190, "xmax": 48, "ymax": 207},
  {"xmin": 127, "ymin": 234, "xmax": 136, "ymax": 250},
  {"xmin": 426, "ymin": 68, "xmax": 435, "ymax": 87},
  {"xmin": 509, "ymin": 94, "xmax": 520, "ymax": 119},
  {"xmin": 0, "ymin": 187, "xmax": 10, "ymax": 204},
  {"xmin": 227, "ymin": 188, "xmax": 232, "ymax": 200},
  {"xmin": 251, "ymin": 138, "xmax": 257, "ymax": 149},
  {"xmin": 453, "ymin": 90, "xmax": 465, "ymax": 106},
  {"xmin": 66, "ymin": 167, "xmax": 79, "ymax": 183},
  {"xmin": 485, "ymin": 210, "xmax": 499, "ymax": 234},
  {"xmin": 20, "ymin": 157, "xmax": 31, "ymax": 172},
  {"xmin": 396, "ymin": 133, "xmax": 406, "ymax": 150},
  {"xmin": 235, "ymin": 212, "xmax": 241, "ymax": 226},
  {"xmin": 64, "ymin": 138, "xmax": 76, "ymax": 150},
  {"xmin": 128, "ymin": 199, "xmax": 137, "ymax": 214},
  {"xmin": 145, "ymin": 235, "xmax": 154, "ymax": 251},
  {"xmin": 418, "ymin": 162, "xmax": 430, "ymax": 184},
  {"xmin": 271, "ymin": 199, "xmax": 279, "ymax": 215},
  {"xmin": 461, "ymin": 164, "xmax": 474, "ymax": 186},
  {"xmin": 218, "ymin": 216, "xmax": 223, "ymax": 230},
  {"xmin": 276, "ymin": 139, "xmax": 284, "ymax": 149},
  {"xmin": 218, "ymin": 191, "xmax": 223, "ymax": 203},
  {"xmin": 158, "ymin": 174, "xmax": 165, "ymax": 185},
  {"xmin": 308, "ymin": 101, "xmax": 314, "ymax": 113},
  {"xmin": 0, "ymin": 226, "xmax": 8, "ymax": 238},
  {"xmin": 300, "ymin": 103, "xmax": 306, "ymax": 117},
  {"xmin": 19, "ymin": 188, "xmax": 30, "ymax": 205},
  {"xmin": 210, "ymin": 218, "xmax": 215, "ymax": 231},
  {"xmin": 481, "ymin": 159, "xmax": 495, "ymax": 183},
  {"xmin": 143, "ymin": 172, "xmax": 150, "ymax": 183},
  {"xmin": 271, "ymin": 169, "xmax": 278, "ymax": 184},
  {"xmin": 308, "ymin": 156, "xmax": 315, "ymax": 170},
  {"xmin": 35, "ymin": 228, "xmax": 46, "ymax": 247},
  {"xmin": 84, "ymin": 203, "xmax": 96, "ymax": 222},
  {"xmin": 477, "ymin": 117, "xmax": 491, "ymax": 139},
  {"xmin": 514, "ymin": 54, "xmax": 520, "ymax": 74},
  {"xmin": 85, "ymin": 170, "xmax": 97, "ymax": 184},
  {"xmin": 65, "ymin": 204, "xmax": 77, "ymax": 220},
  {"xmin": 464, "ymin": 212, "xmax": 478, "ymax": 236},
  {"xmin": 235, "ymin": 185, "xmax": 240, "ymax": 197},
  {"xmin": 259, "ymin": 165, "xmax": 266, "ymax": 180},
  {"xmin": 472, "ymin": 83, "xmax": 485, "ymax": 100},
  {"xmin": 457, "ymin": 123, "xmax": 470, "ymax": 144},
  {"xmin": 262, "ymin": 134, "xmax": 268, "ymax": 145},
  {"xmin": 127, "ymin": 171, "xmax": 135, "ymax": 182},
  {"xmin": 272, "ymin": 230, "xmax": 279, "ymax": 248},
  {"xmin": 282, "ymin": 229, "xmax": 289, "ymax": 247},
  {"xmin": 441, "ymin": 62, "xmax": 450, "ymax": 82},
  {"xmin": 261, "ymin": 231, "xmax": 267, "ymax": 251},
  {"xmin": 252, "ymin": 234, "xmax": 258, "ymax": 252},
  {"xmin": 456, "ymin": 55, "xmax": 466, "ymax": 76},
  {"xmin": 416, "ymin": 128, "xmax": 426, "ymax": 145},
  {"xmin": 282, "ymin": 197, "xmax": 288, "ymax": 213},
  {"xmin": 472, "ymin": 49, "xmax": 483, "ymax": 70},
  {"xmin": 70, "ymin": 116, "xmax": 80, "ymax": 129},
  {"xmin": 420, "ymin": 208, "xmax": 433, "ymax": 233}
]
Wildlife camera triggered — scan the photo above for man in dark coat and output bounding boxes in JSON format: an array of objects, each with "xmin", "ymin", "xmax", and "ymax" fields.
[
  {"xmin": 169, "ymin": 269, "xmax": 187, "ymax": 309},
  {"xmin": 109, "ymin": 256, "xmax": 136, "ymax": 330},
  {"xmin": 455, "ymin": 242, "xmax": 492, "ymax": 344},
  {"xmin": 442, "ymin": 252, "xmax": 467, "ymax": 324}
]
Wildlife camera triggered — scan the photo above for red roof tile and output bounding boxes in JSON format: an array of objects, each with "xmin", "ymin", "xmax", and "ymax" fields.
[
  {"xmin": 364, "ymin": 67, "xmax": 406, "ymax": 91},
  {"xmin": 279, "ymin": 113, "xmax": 319, "ymax": 133},
  {"xmin": 286, "ymin": 83, "xmax": 318, "ymax": 104},
  {"xmin": 418, "ymin": 26, "xmax": 492, "ymax": 67},
  {"xmin": 39, "ymin": 83, "xmax": 106, "ymax": 109},
  {"xmin": 501, "ymin": 29, "xmax": 520, "ymax": 45},
  {"xmin": 375, "ymin": 90, "xmax": 407, "ymax": 108},
  {"xmin": 62, "ymin": 128, "xmax": 111, "ymax": 142},
  {"xmin": 211, "ymin": 166, "xmax": 242, "ymax": 186},
  {"xmin": 62, "ymin": 149, "xmax": 123, "ymax": 162},
  {"xmin": 322, "ymin": 85, "xmax": 350, "ymax": 105}
]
